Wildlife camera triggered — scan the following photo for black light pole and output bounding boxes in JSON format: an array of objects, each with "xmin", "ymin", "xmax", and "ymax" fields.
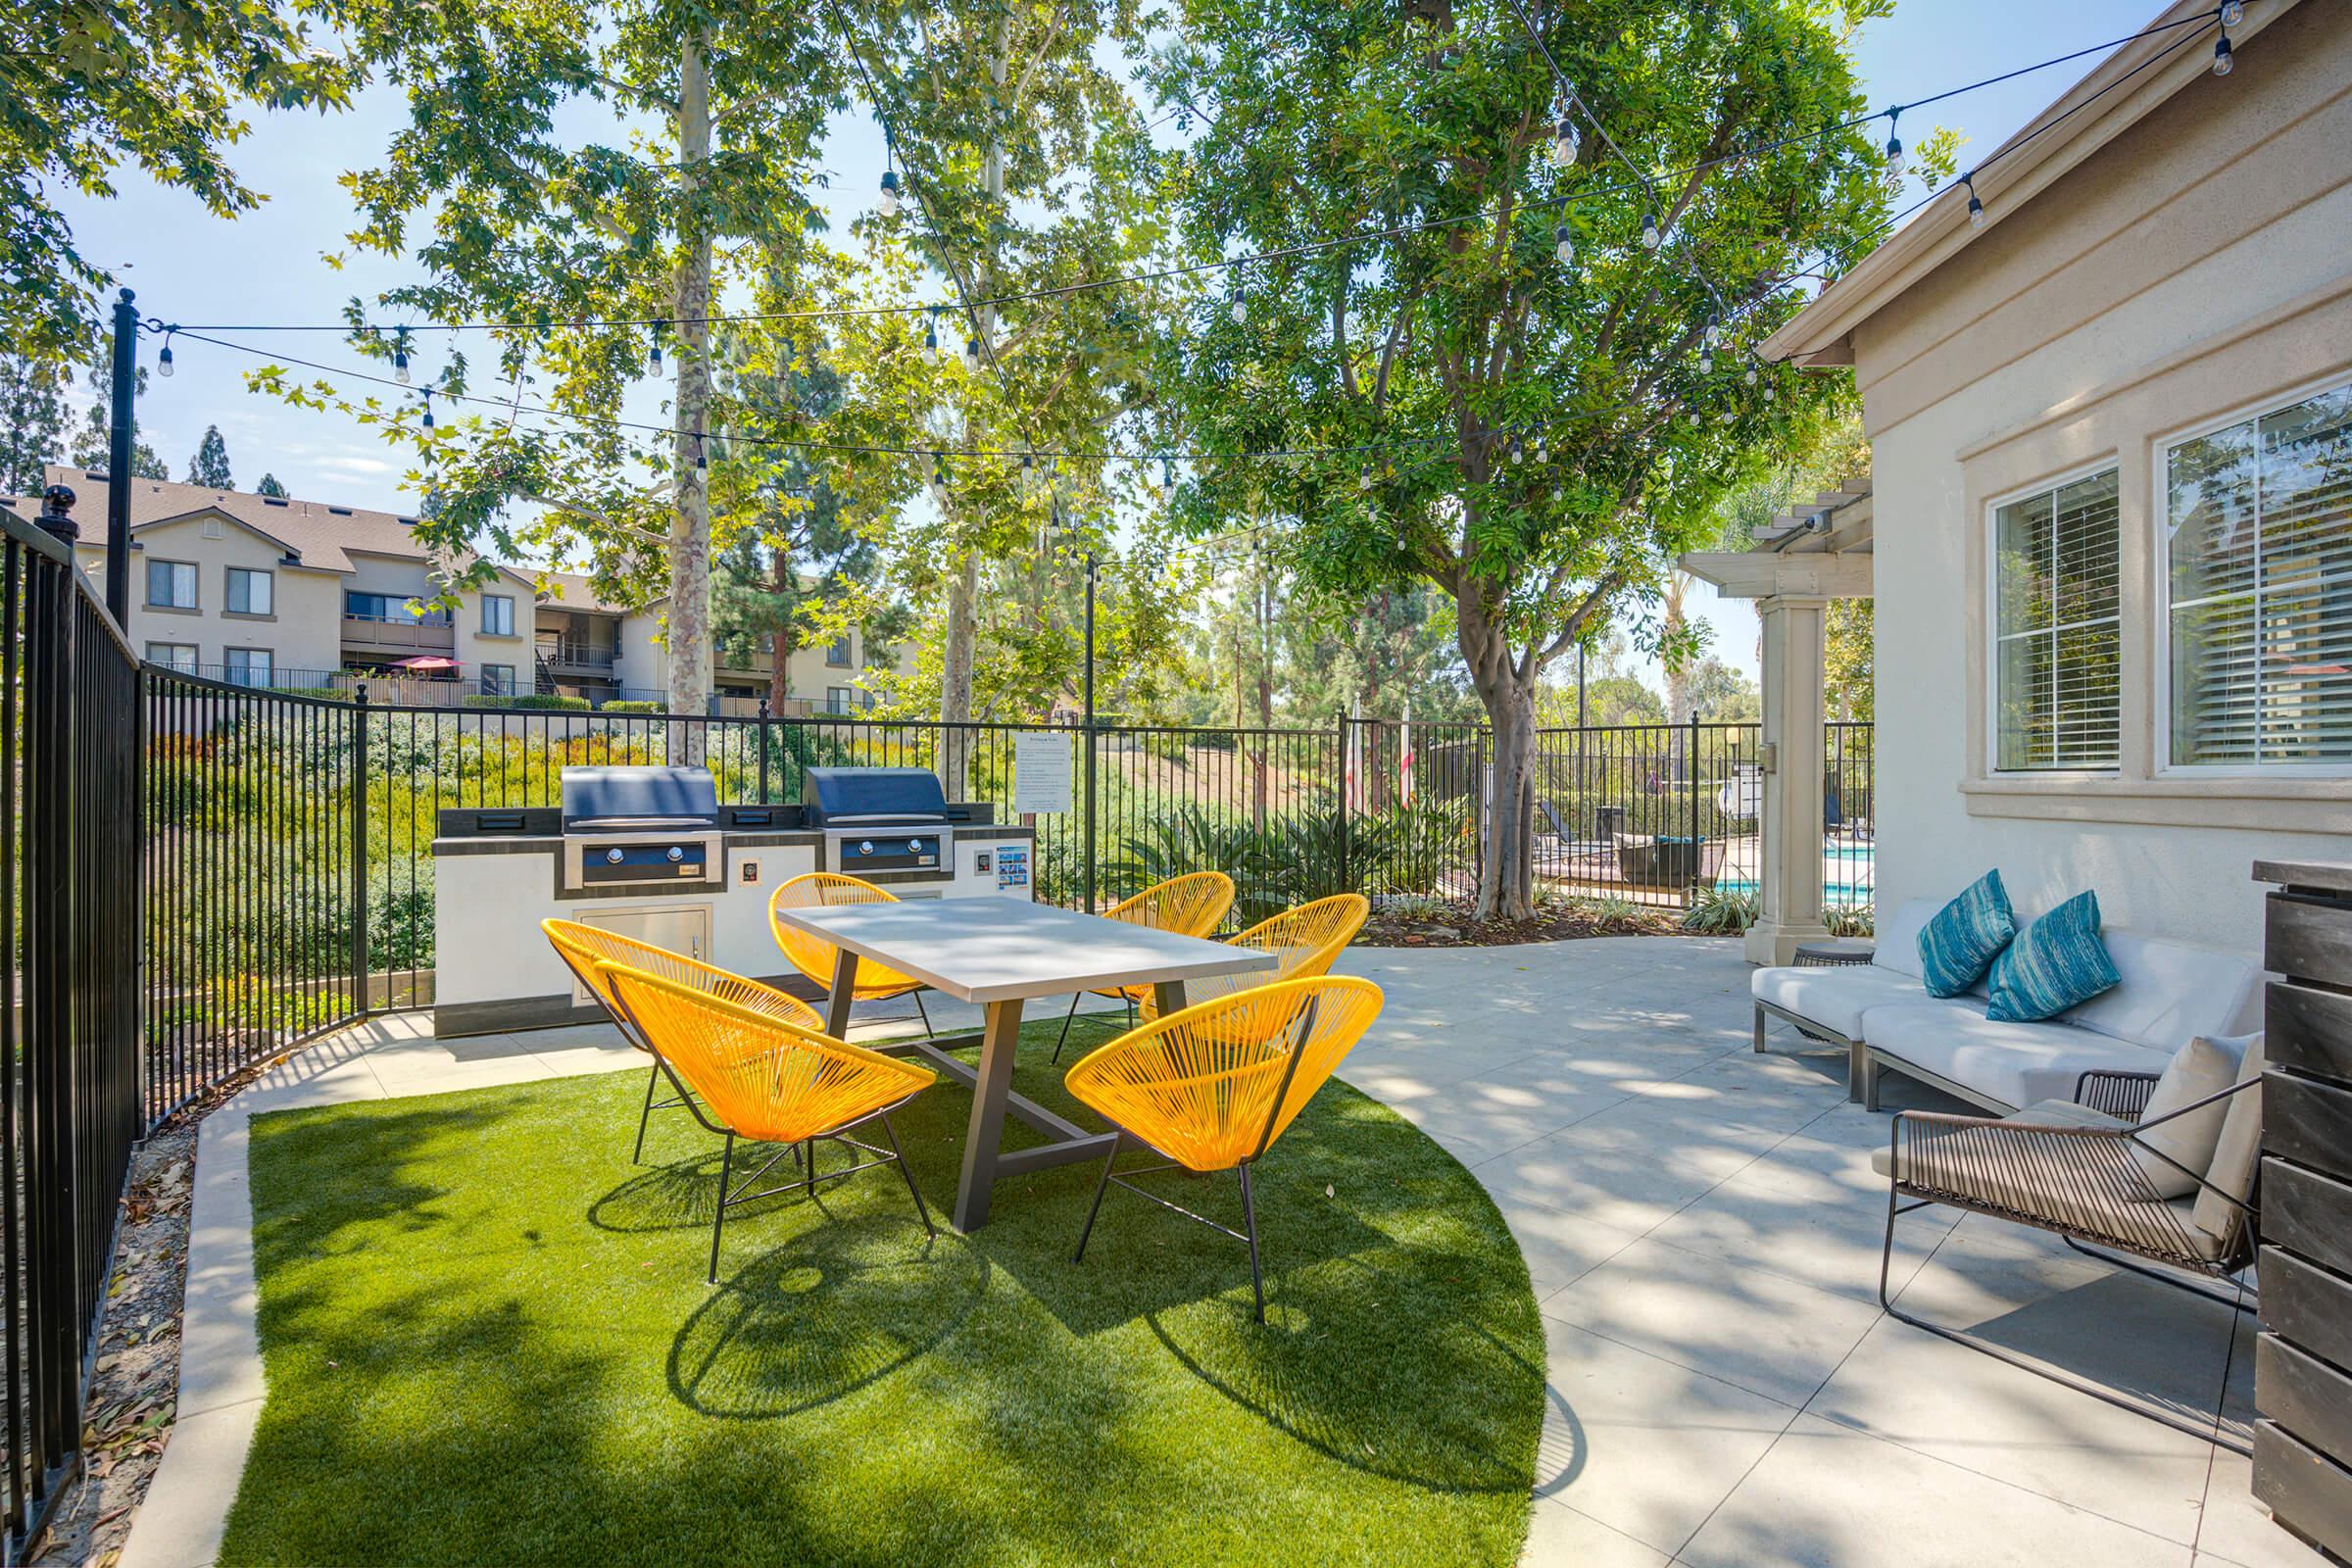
[
  {"xmin": 1081, "ymin": 545, "xmax": 1098, "ymax": 911},
  {"xmin": 104, "ymin": 288, "xmax": 138, "ymax": 623}
]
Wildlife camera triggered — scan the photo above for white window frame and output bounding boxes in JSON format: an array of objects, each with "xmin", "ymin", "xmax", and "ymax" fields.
[
  {"xmin": 2154, "ymin": 370, "xmax": 2352, "ymax": 778},
  {"xmin": 146, "ymin": 559, "xmax": 198, "ymax": 611},
  {"xmin": 1983, "ymin": 459, "xmax": 2124, "ymax": 777},
  {"xmin": 223, "ymin": 647, "xmax": 273, "ymax": 689},
  {"xmin": 481, "ymin": 594, "xmax": 516, "ymax": 637},
  {"xmin": 224, "ymin": 565, "xmax": 273, "ymax": 616}
]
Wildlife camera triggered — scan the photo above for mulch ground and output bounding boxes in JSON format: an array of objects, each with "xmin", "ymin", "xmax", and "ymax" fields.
[
  {"xmin": 1358, "ymin": 897, "xmax": 1682, "ymax": 948},
  {"xmin": 32, "ymin": 1049, "xmax": 287, "ymax": 1567}
]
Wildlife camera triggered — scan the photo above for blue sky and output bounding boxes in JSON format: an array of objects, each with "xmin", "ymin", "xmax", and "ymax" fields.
[{"xmin": 59, "ymin": 0, "xmax": 2162, "ymax": 690}]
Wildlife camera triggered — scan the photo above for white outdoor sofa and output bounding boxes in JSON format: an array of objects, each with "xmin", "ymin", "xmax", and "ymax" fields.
[{"xmin": 1752, "ymin": 897, "xmax": 2264, "ymax": 1112}]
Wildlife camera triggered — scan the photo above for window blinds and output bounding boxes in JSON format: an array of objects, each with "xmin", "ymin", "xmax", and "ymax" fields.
[{"xmin": 1995, "ymin": 469, "xmax": 2122, "ymax": 770}]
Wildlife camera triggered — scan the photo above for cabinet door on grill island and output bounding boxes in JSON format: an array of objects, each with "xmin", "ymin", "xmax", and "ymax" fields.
[{"xmin": 570, "ymin": 905, "xmax": 713, "ymax": 1005}]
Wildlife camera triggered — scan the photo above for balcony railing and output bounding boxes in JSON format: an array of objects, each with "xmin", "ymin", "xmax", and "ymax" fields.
[
  {"xmin": 536, "ymin": 636, "xmax": 618, "ymax": 671},
  {"xmin": 342, "ymin": 612, "xmax": 456, "ymax": 652}
]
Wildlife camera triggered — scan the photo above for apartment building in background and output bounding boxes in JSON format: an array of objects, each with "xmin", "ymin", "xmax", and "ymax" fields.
[{"xmin": 19, "ymin": 466, "xmax": 896, "ymax": 711}]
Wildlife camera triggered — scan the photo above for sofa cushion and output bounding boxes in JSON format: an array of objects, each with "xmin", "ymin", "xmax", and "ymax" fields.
[
  {"xmin": 2192, "ymin": 1031, "xmax": 2265, "ymax": 1246},
  {"xmin": 1753, "ymin": 964, "xmax": 1928, "ymax": 1042},
  {"xmin": 2131, "ymin": 1034, "xmax": 2248, "ymax": 1198},
  {"xmin": 1919, "ymin": 872, "xmax": 2016, "ymax": 998},
  {"xmin": 1986, "ymin": 891, "xmax": 2120, "ymax": 1022},
  {"xmin": 1872, "ymin": 899, "xmax": 1939, "ymax": 982},
  {"xmin": 2062, "ymin": 931, "xmax": 2263, "ymax": 1052},
  {"xmin": 1860, "ymin": 1002, "xmax": 2172, "ymax": 1113}
]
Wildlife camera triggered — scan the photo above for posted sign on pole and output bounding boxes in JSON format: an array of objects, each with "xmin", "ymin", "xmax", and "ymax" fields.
[{"xmin": 1012, "ymin": 731, "xmax": 1075, "ymax": 815}]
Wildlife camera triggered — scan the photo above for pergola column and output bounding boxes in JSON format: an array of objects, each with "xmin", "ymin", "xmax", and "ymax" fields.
[{"xmin": 1748, "ymin": 593, "xmax": 1831, "ymax": 964}]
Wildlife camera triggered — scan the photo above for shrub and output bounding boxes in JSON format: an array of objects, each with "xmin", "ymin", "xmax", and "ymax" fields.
[
  {"xmin": 599, "ymin": 699, "xmax": 664, "ymax": 713},
  {"xmin": 1827, "ymin": 903, "xmax": 1876, "ymax": 939},
  {"xmin": 1681, "ymin": 885, "xmax": 1759, "ymax": 934},
  {"xmin": 463, "ymin": 693, "xmax": 591, "ymax": 710}
]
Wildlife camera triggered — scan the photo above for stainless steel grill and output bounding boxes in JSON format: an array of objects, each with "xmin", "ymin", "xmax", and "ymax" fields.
[
  {"xmin": 803, "ymin": 765, "xmax": 953, "ymax": 885},
  {"xmin": 560, "ymin": 765, "xmax": 723, "ymax": 892}
]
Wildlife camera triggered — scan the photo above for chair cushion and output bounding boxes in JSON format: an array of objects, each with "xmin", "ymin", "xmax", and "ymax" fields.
[
  {"xmin": 1861, "ymin": 1001, "xmax": 2172, "ymax": 1112},
  {"xmin": 2131, "ymin": 1034, "xmax": 2248, "ymax": 1198},
  {"xmin": 1985, "ymin": 892, "xmax": 2120, "ymax": 1022},
  {"xmin": 1872, "ymin": 899, "xmax": 1938, "ymax": 982},
  {"xmin": 1753, "ymin": 964, "xmax": 1927, "ymax": 1042},
  {"xmin": 2062, "ymin": 930, "xmax": 2262, "ymax": 1051},
  {"xmin": 1919, "ymin": 872, "xmax": 2016, "ymax": 998},
  {"xmin": 2192, "ymin": 1032, "xmax": 2266, "ymax": 1245}
]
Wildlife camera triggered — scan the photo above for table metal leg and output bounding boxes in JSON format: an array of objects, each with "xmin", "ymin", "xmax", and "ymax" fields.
[
  {"xmin": 953, "ymin": 998, "xmax": 1026, "ymax": 1232},
  {"xmin": 1152, "ymin": 980, "xmax": 1185, "ymax": 1019},
  {"xmin": 825, "ymin": 949, "xmax": 859, "ymax": 1040}
]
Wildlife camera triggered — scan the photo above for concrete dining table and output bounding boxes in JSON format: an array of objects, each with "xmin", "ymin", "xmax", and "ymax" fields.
[{"xmin": 771, "ymin": 897, "xmax": 1279, "ymax": 1231}]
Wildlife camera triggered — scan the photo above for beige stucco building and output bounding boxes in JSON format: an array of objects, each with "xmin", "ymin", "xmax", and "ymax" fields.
[
  {"xmin": 24, "ymin": 466, "xmax": 896, "ymax": 711},
  {"xmin": 1690, "ymin": 0, "xmax": 2350, "ymax": 957}
]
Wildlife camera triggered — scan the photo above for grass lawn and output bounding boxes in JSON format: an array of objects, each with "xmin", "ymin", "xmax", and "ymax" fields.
[{"xmin": 222, "ymin": 1017, "xmax": 1545, "ymax": 1566}]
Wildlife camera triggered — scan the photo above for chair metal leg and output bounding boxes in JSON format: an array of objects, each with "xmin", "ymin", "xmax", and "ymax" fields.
[
  {"xmin": 2061, "ymin": 1237, "xmax": 2259, "ymax": 1313},
  {"xmin": 803, "ymin": 1138, "xmax": 816, "ymax": 1198},
  {"xmin": 1752, "ymin": 1002, "xmax": 1766, "ymax": 1054},
  {"xmin": 877, "ymin": 1110, "xmax": 936, "ymax": 1237},
  {"xmin": 1239, "ymin": 1161, "xmax": 1265, "ymax": 1325},
  {"xmin": 708, "ymin": 1132, "xmax": 735, "ymax": 1285},
  {"xmin": 1052, "ymin": 991, "xmax": 1083, "ymax": 1064},
  {"xmin": 632, "ymin": 1061, "xmax": 662, "ymax": 1163},
  {"xmin": 1073, "ymin": 1146, "xmax": 1118, "ymax": 1263},
  {"xmin": 1881, "ymin": 1182, "xmax": 2251, "ymax": 1456}
]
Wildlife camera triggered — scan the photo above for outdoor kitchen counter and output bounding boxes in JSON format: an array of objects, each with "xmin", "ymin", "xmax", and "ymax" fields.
[{"xmin": 774, "ymin": 898, "xmax": 1277, "ymax": 1231}]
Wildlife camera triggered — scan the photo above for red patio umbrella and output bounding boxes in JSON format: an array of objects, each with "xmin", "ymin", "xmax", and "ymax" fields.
[{"xmin": 393, "ymin": 655, "xmax": 461, "ymax": 672}]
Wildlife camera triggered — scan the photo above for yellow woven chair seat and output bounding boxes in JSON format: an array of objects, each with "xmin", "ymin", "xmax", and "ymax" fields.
[
  {"xmin": 1088, "ymin": 871, "xmax": 1237, "ymax": 1004},
  {"xmin": 601, "ymin": 962, "xmax": 936, "ymax": 1147},
  {"xmin": 543, "ymin": 918, "xmax": 820, "ymax": 1050},
  {"xmin": 1066, "ymin": 976, "xmax": 1384, "ymax": 1172},
  {"xmin": 1138, "ymin": 893, "xmax": 1368, "ymax": 1024},
  {"xmin": 768, "ymin": 872, "xmax": 925, "ymax": 1000}
]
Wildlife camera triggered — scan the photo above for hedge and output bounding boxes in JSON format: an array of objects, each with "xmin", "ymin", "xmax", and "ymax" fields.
[
  {"xmin": 461, "ymin": 693, "xmax": 592, "ymax": 710},
  {"xmin": 598, "ymin": 700, "xmax": 665, "ymax": 713}
]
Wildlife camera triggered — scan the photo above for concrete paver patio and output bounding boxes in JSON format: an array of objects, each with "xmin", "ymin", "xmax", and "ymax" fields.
[{"xmin": 126, "ymin": 938, "xmax": 2320, "ymax": 1568}]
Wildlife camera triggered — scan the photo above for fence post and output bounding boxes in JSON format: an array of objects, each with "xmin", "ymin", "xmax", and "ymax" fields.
[
  {"xmin": 1687, "ymin": 708, "xmax": 1699, "ymax": 908},
  {"xmin": 758, "ymin": 696, "xmax": 771, "ymax": 804},
  {"xmin": 351, "ymin": 683, "xmax": 369, "ymax": 1014},
  {"xmin": 1335, "ymin": 709, "xmax": 1351, "ymax": 895}
]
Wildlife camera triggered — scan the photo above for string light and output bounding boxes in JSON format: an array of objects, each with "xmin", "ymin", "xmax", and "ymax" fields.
[
  {"xmin": 1019, "ymin": 452, "xmax": 1036, "ymax": 492},
  {"xmin": 1551, "ymin": 110, "xmax": 1581, "ymax": 166},
  {"xmin": 392, "ymin": 338, "xmax": 411, "ymax": 385},
  {"xmin": 1554, "ymin": 224, "xmax": 1574, "ymax": 266},
  {"xmin": 878, "ymin": 132, "xmax": 903, "ymax": 219},
  {"xmin": 2211, "ymin": 29, "xmax": 2233, "ymax": 74},
  {"xmin": 1638, "ymin": 212, "xmax": 1662, "ymax": 251},
  {"xmin": 1358, "ymin": 466, "xmax": 1374, "ymax": 492},
  {"xmin": 420, "ymin": 387, "xmax": 433, "ymax": 428},
  {"xmin": 1743, "ymin": 360, "xmax": 1759, "ymax": 387},
  {"xmin": 1702, "ymin": 320, "xmax": 1723, "ymax": 351},
  {"xmin": 923, "ymin": 310, "xmax": 940, "ymax": 359},
  {"xmin": 1963, "ymin": 173, "xmax": 1985, "ymax": 228},
  {"xmin": 157, "ymin": 330, "xmax": 175, "ymax": 377},
  {"xmin": 1883, "ymin": 106, "xmax": 1904, "ymax": 172},
  {"xmin": 649, "ymin": 319, "xmax": 664, "ymax": 372},
  {"xmin": 1697, "ymin": 346, "xmax": 1714, "ymax": 374},
  {"xmin": 1227, "ymin": 281, "xmax": 1246, "ymax": 325},
  {"xmin": 694, "ymin": 431, "xmax": 707, "ymax": 471},
  {"xmin": 962, "ymin": 335, "xmax": 981, "ymax": 371},
  {"xmin": 2220, "ymin": 0, "xmax": 2243, "ymax": 21}
]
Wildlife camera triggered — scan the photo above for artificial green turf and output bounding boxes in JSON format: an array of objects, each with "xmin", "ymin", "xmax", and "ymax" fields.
[{"xmin": 221, "ymin": 1021, "xmax": 1544, "ymax": 1567}]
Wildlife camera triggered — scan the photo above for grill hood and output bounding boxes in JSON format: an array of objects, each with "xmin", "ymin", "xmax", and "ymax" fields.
[
  {"xmin": 561, "ymin": 766, "xmax": 719, "ymax": 830},
  {"xmin": 802, "ymin": 766, "xmax": 950, "ymax": 827}
]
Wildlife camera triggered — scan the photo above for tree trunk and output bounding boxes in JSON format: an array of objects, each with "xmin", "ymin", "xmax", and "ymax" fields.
[
  {"xmin": 1458, "ymin": 589, "xmax": 1538, "ymax": 920},
  {"xmin": 667, "ymin": 28, "xmax": 714, "ymax": 759},
  {"xmin": 1662, "ymin": 571, "xmax": 1691, "ymax": 759},
  {"xmin": 936, "ymin": 549, "xmax": 980, "ymax": 797}
]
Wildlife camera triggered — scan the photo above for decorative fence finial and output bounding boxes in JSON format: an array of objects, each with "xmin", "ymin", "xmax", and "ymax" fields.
[{"xmin": 36, "ymin": 484, "xmax": 77, "ymax": 544}]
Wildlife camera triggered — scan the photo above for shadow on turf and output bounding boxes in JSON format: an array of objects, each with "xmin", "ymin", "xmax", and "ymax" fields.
[{"xmin": 669, "ymin": 1214, "xmax": 991, "ymax": 1420}]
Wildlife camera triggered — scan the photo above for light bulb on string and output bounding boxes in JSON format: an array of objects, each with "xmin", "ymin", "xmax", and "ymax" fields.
[
  {"xmin": 1163, "ymin": 457, "xmax": 1176, "ymax": 489},
  {"xmin": 1639, "ymin": 212, "xmax": 1662, "ymax": 251},
  {"xmin": 393, "ymin": 338, "xmax": 411, "ymax": 385},
  {"xmin": 1698, "ymin": 348, "xmax": 1714, "ymax": 374},
  {"xmin": 1508, "ymin": 434, "xmax": 1524, "ymax": 466},
  {"xmin": 2220, "ymin": 0, "xmax": 2243, "ymax": 21},
  {"xmin": 420, "ymin": 388, "xmax": 434, "ymax": 429},
  {"xmin": 2212, "ymin": 30, "xmax": 2233, "ymax": 74},
  {"xmin": 1358, "ymin": 466, "xmax": 1374, "ymax": 492},
  {"xmin": 1703, "ymin": 319, "xmax": 1723, "ymax": 351},
  {"xmin": 878, "ymin": 133, "xmax": 903, "ymax": 219},
  {"xmin": 1019, "ymin": 453, "xmax": 1035, "ymax": 493},
  {"xmin": 1743, "ymin": 360, "xmax": 1759, "ymax": 387},
  {"xmin": 1227, "ymin": 282, "xmax": 1246, "ymax": 325},
  {"xmin": 1554, "ymin": 224, "xmax": 1575, "ymax": 266},
  {"xmin": 962, "ymin": 335, "xmax": 981, "ymax": 371},
  {"xmin": 1551, "ymin": 113, "xmax": 1580, "ymax": 167},
  {"xmin": 157, "ymin": 330, "xmax": 175, "ymax": 377},
  {"xmin": 923, "ymin": 311, "xmax": 939, "ymax": 359},
  {"xmin": 1884, "ymin": 107, "xmax": 1904, "ymax": 173},
  {"xmin": 649, "ymin": 320, "xmax": 665, "ymax": 372},
  {"xmin": 695, "ymin": 432, "xmax": 708, "ymax": 472},
  {"xmin": 1964, "ymin": 174, "xmax": 1985, "ymax": 228}
]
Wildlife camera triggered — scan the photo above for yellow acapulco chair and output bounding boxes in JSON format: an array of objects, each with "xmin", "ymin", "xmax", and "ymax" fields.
[
  {"xmin": 542, "ymin": 917, "xmax": 824, "ymax": 1164},
  {"xmin": 1065, "ymin": 974, "xmax": 1385, "ymax": 1323},
  {"xmin": 1137, "ymin": 892, "xmax": 1370, "ymax": 1022},
  {"xmin": 767, "ymin": 871, "xmax": 936, "ymax": 1038},
  {"xmin": 1052, "ymin": 870, "xmax": 1237, "ymax": 1063},
  {"xmin": 599, "ymin": 961, "xmax": 941, "ymax": 1282}
]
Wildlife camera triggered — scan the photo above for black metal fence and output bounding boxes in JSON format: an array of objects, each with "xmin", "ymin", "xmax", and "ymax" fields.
[{"xmin": 1, "ymin": 504, "xmax": 145, "ymax": 1556}]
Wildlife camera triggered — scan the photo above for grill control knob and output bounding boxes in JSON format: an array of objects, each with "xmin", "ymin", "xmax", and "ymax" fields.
[
  {"xmin": 858, "ymin": 839, "xmax": 874, "ymax": 855},
  {"xmin": 907, "ymin": 839, "xmax": 922, "ymax": 854},
  {"xmin": 665, "ymin": 846, "xmax": 684, "ymax": 862},
  {"xmin": 605, "ymin": 849, "xmax": 624, "ymax": 864}
]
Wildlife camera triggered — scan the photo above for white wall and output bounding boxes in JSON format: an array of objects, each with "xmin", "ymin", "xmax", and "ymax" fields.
[{"xmin": 1860, "ymin": 4, "xmax": 2352, "ymax": 953}]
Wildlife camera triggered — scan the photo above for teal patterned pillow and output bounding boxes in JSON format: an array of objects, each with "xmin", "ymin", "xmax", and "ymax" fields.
[
  {"xmin": 1985, "ymin": 891, "xmax": 2120, "ymax": 1022},
  {"xmin": 1917, "ymin": 870, "xmax": 2015, "ymax": 998}
]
